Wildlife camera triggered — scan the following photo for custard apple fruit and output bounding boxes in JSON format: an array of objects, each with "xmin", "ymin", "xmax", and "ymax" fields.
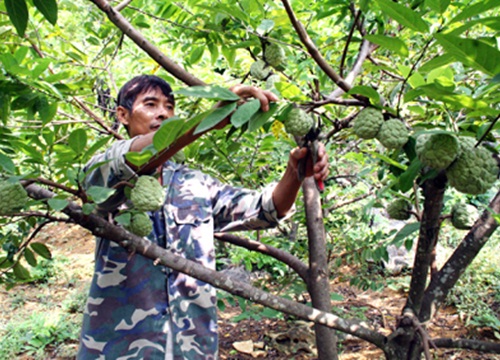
[
  {"xmin": 376, "ymin": 119, "xmax": 409, "ymax": 149},
  {"xmin": 130, "ymin": 175, "xmax": 164, "ymax": 212},
  {"xmin": 353, "ymin": 108, "xmax": 384, "ymax": 139},
  {"xmin": 284, "ymin": 108, "xmax": 314, "ymax": 136},
  {"xmin": 446, "ymin": 144, "xmax": 498, "ymax": 195},
  {"xmin": 125, "ymin": 212, "xmax": 153, "ymax": 237},
  {"xmin": 415, "ymin": 133, "xmax": 459, "ymax": 170},
  {"xmin": 0, "ymin": 181, "xmax": 28, "ymax": 215},
  {"xmin": 250, "ymin": 60, "xmax": 271, "ymax": 80},
  {"xmin": 265, "ymin": 74, "xmax": 281, "ymax": 90},
  {"xmin": 265, "ymin": 43, "xmax": 286, "ymax": 68},
  {"xmin": 387, "ymin": 199, "xmax": 412, "ymax": 220},
  {"xmin": 451, "ymin": 202, "xmax": 479, "ymax": 230}
]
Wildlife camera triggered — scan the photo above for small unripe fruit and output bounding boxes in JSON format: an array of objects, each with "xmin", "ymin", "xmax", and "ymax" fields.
[
  {"xmin": 386, "ymin": 199, "xmax": 412, "ymax": 220},
  {"xmin": 264, "ymin": 43, "xmax": 286, "ymax": 68},
  {"xmin": 250, "ymin": 60, "xmax": 271, "ymax": 80},
  {"xmin": 284, "ymin": 108, "xmax": 314, "ymax": 137},
  {"xmin": 0, "ymin": 181, "xmax": 28, "ymax": 215},
  {"xmin": 376, "ymin": 119, "xmax": 409, "ymax": 149},
  {"xmin": 125, "ymin": 212, "xmax": 153, "ymax": 237},
  {"xmin": 451, "ymin": 202, "xmax": 479, "ymax": 230}
]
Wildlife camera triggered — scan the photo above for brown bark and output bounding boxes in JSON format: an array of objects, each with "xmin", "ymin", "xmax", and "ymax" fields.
[{"xmin": 303, "ymin": 177, "xmax": 339, "ymax": 360}]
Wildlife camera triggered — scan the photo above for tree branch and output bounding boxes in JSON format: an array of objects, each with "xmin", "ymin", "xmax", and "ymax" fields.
[
  {"xmin": 432, "ymin": 338, "xmax": 500, "ymax": 354},
  {"xmin": 23, "ymin": 182, "xmax": 387, "ymax": 348},
  {"xmin": 88, "ymin": 0, "xmax": 206, "ymax": 86},
  {"xmin": 419, "ymin": 189, "xmax": 500, "ymax": 322},
  {"xmin": 214, "ymin": 232, "xmax": 309, "ymax": 283}
]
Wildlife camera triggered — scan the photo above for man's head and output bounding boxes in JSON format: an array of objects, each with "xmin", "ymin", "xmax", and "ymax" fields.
[{"xmin": 116, "ymin": 75, "xmax": 176, "ymax": 138}]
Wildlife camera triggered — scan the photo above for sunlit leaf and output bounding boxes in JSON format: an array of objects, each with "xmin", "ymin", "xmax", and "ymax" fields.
[
  {"xmin": 47, "ymin": 198, "xmax": 69, "ymax": 211},
  {"xmin": 86, "ymin": 186, "xmax": 116, "ymax": 204},
  {"xmin": 125, "ymin": 149, "xmax": 154, "ymax": 167},
  {"xmin": 425, "ymin": 0, "xmax": 450, "ymax": 13},
  {"xmin": 174, "ymin": 85, "xmax": 240, "ymax": 101},
  {"xmin": 348, "ymin": 86, "xmax": 381, "ymax": 106},
  {"xmin": 434, "ymin": 34, "xmax": 500, "ymax": 76},
  {"xmin": 450, "ymin": 0, "xmax": 500, "ymax": 24},
  {"xmin": 247, "ymin": 103, "xmax": 279, "ymax": 132},
  {"xmin": 231, "ymin": 99, "xmax": 261, "ymax": 128},
  {"xmin": 153, "ymin": 117, "xmax": 186, "ymax": 151},
  {"xmin": 375, "ymin": 0, "xmax": 429, "ymax": 33},
  {"xmin": 365, "ymin": 34, "xmax": 409, "ymax": 57},
  {"xmin": 194, "ymin": 102, "xmax": 237, "ymax": 134},
  {"xmin": 68, "ymin": 128, "xmax": 88, "ymax": 154}
]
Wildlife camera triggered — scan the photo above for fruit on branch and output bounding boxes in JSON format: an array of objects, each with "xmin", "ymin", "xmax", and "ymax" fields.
[
  {"xmin": 451, "ymin": 202, "xmax": 479, "ymax": 230},
  {"xmin": 352, "ymin": 107, "xmax": 384, "ymax": 139},
  {"xmin": 376, "ymin": 119, "xmax": 409, "ymax": 149},
  {"xmin": 250, "ymin": 60, "xmax": 271, "ymax": 80},
  {"xmin": 284, "ymin": 108, "xmax": 314, "ymax": 137},
  {"xmin": 416, "ymin": 133, "xmax": 459, "ymax": 170},
  {"xmin": 130, "ymin": 175, "xmax": 165, "ymax": 212},
  {"xmin": 386, "ymin": 199, "xmax": 412, "ymax": 220},
  {"xmin": 446, "ymin": 140, "xmax": 498, "ymax": 195},
  {"xmin": 265, "ymin": 74, "xmax": 281, "ymax": 90},
  {"xmin": 0, "ymin": 180, "xmax": 29, "ymax": 215},
  {"xmin": 125, "ymin": 212, "xmax": 153, "ymax": 237},
  {"xmin": 265, "ymin": 43, "xmax": 286, "ymax": 68}
]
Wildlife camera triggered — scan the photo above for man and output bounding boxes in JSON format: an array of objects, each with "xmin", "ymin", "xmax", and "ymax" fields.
[{"xmin": 78, "ymin": 75, "xmax": 329, "ymax": 359}]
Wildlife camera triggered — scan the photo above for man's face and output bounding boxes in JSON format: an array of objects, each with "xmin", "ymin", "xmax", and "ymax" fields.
[{"xmin": 117, "ymin": 87, "xmax": 175, "ymax": 138}]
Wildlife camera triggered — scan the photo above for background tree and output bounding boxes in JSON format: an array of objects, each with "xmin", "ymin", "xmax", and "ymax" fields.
[{"xmin": 0, "ymin": 0, "xmax": 499, "ymax": 359}]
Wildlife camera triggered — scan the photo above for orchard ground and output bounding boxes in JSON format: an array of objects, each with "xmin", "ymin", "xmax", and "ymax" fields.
[{"xmin": 0, "ymin": 223, "xmax": 498, "ymax": 359}]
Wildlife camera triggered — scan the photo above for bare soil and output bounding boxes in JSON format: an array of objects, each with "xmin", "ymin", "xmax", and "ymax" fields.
[{"xmin": 0, "ymin": 223, "xmax": 498, "ymax": 359}]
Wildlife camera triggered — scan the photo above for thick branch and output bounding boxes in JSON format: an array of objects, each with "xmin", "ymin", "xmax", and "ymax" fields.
[
  {"xmin": 405, "ymin": 173, "xmax": 447, "ymax": 314},
  {"xmin": 214, "ymin": 232, "xmax": 309, "ymax": 283},
  {"xmin": 24, "ymin": 182, "xmax": 386, "ymax": 348},
  {"xmin": 432, "ymin": 338, "xmax": 500, "ymax": 353},
  {"xmin": 88, "ymin": 0, "xmax": 206, "ymax": 86},
  {"xmin": 420, "ymin": 189, "xmax": 500, "ymax": 321}
]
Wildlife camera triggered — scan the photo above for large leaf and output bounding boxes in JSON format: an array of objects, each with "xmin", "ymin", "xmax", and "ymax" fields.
[
  {"xmin": 247, "ymin": 103, "xmax": 279, "ymax": 132},
  {"xmin": 230, "ymin": 99, "xmax": 261, "ymax": 128},
  {"xmin": 86, "ymin": 186, "xmax": 116, "ymax": 204},
  {"xmin": 392, "ymin": 222, "xmax": 421, "ymax": 247},
  {"xmin": 153, "ymin": 117, "xmax": 186, "ymax": 151},
  {"xmin": 375, "ymin": 0, "xmax": 429, "ymax": 33},
  {"xmin": 30, "ymin": 242, "xmax": 52, "ymax": 260},
  {"xmin": 194, "ymin": 102, "xmax": 237, "ymax": 135},
  {"xmin": 399, "ymin": 158, "xmax": 422, "ymax": 193},
  {"xmin": 68, "ymin": 128, "xmax": 88, "ymax": 154},
  {"xmin": 434, "ymin": 34, "xmax": 500, "ymax": 76},
  {"xmin": 174, "ymin": 85, "xmax": 241, "ymax": 101},
  {"xmin": 425, "ymin": 0, "xmax": 450, "ymax": 14},
  {"xmin": 5, "ymin": 0, "xmax": 29, "ymax": 37},
  {"xmin": 450, "ymin": 0, "xmax": 500, "ymax": 24},
  {"xmin": 33, "ymin": 0, "xmax": 58, "ymax": 25},
  {"xmin": 364, "ymin": 34, "xmax": 408, "ymax": 57}
]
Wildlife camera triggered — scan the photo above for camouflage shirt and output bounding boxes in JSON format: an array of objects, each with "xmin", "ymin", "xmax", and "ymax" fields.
[{"xmin": 78, "ymin": 138, "xmax": 287, "ymax": 360}]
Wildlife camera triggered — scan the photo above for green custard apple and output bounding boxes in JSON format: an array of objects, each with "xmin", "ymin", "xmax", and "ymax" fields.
[
  {"xmin": 265, "ymin": 43, "xmax": 286, "ymax": 68},
  {"xmin": 416, "ymin": 133, "xmax": 459, "ymax": 170},
  {"xmin": 284, "ymin": 108, "xmax": 314, "ymax": 137},
  {"xmin": 353, "ymin": 108, "xmax": 384, "ymax": 139},
  {"xmin": 387, "ymin": 199, "xmax": 412, "ymax": 220},
  {"xmin": 376, "ymin": 119, "xmax": 409, "ymax": 149},
  {"xmin": 450, "ymin": 202, "xmax": 479, "ymax": 230},
  {"xmin": 125, "ymin": 212, "xmax": 153, "ymax": 237},
  {"xmin": 130, "ymin": 175, "xmax": 165, "ymax": 212},
  {"xmin": 0, "ymin": 180, "xmax": 28, "ymax": 215},
  {"xmin": 250, "ymin": 60, "xmax": 271, "ymax": 80}
]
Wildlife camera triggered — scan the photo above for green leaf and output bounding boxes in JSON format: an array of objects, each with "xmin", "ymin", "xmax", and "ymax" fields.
[
  {"xmin": 450, "ymin": 0, "xmax": 500, "ymax": 24},
  {"xmin": 174, "ymin": 85, "xmax": 240, "ymax": 101},
  {"xmin": 230, "ymin": 99, "xmax": 261, "ymax": 128},
  {"xmin": 68, "ymin": 128, "xmax": 88, "ymax": 154},
  {"xmin": 24, "ymin": 248, "xmax": 37, "ymax": 267},
  {"xmin": 30, "ymin": 242, "xmax": 52, "ymax": 260},
  {"xmin": 367, "ymin": 151, "xmax": 407, "ymax": 171},
  {"xmin": 153, "ymin": 117, "xmax": 186, "ymax": 151},
  {"xmin": 364, "ymin": 34, "xmax": 409, "ymax": 57},
  {"xmin": 392, "ymin": 222, "xmax": 421, "ymax": 246},
  {"xmin": 189, "ymin": 46, "xmax": 204, "ymax": 65},
  {"xmin": 82, "ymin": 203, "xmax": 96, "ymax": 215},
  {"xmin": 348, "ymin": 86, "xmax": 381, "ymax": 106},
  {"xmin": 434, "ymin": 34, "xmax": 500, "ymax": 76},
  {"xmin": 247, "ymin": 103, "xmax": 279, "ymax": 132},
  {"xmin": 375, "ymin": 0, "xmax": 429, "ymax": 33},
  {"xmin": 0, "ymin": 153, "xmax": 16, "ymax": 173},
  {"xmin": 47, "ymin": 198, "xmax": 69, "ymax": 211},
  {"xmin": 5, "ymin": 0, "xmax": 29, "ymax": 37},
  {"xmin": 13, "ymin": 262, "xmax": 31, "ymax": 280},
  {"xmin": 419, "ymin": 54, "xmax": 455, "ymax": 73},
  {"xmin": 125, "ymin": 149, "xmax": 154, "ymax": 167},
  {"xmin": 194, "ymin": 102, "xmax": 237, "ymax": 135},
  {"xmin": 425, "ymin": 0, "xmax": 450, "ymax": 13},
  {"xmin": 33, "ymin": 0, "xmax": 58, "ymax": 25},
  {"xmin": 399, "ymin": 158, "xmax": 422, "ymax": 192},
  {"xmin": 86, "ymin": 186, "xmax": 116, "ymax": 204}
]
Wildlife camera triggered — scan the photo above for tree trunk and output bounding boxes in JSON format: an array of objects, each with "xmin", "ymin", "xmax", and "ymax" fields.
[{"xmin": 302, "ymin": 177, "xmax": 338, "ymax": 360}]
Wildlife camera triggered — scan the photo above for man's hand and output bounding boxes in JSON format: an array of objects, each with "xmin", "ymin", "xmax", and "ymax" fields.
[
  {"xmin": 229, "ymin": 84, "xmax": 279, "ymax": 112},
  {"xmin": 289, "ymin": 142, "xmax": 329, "ymax": 184}
]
